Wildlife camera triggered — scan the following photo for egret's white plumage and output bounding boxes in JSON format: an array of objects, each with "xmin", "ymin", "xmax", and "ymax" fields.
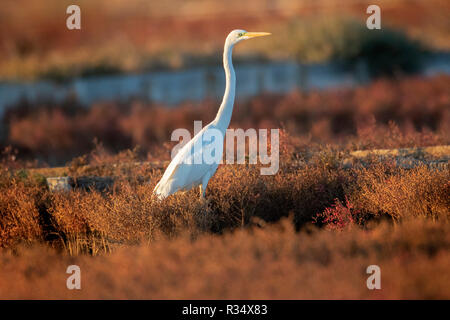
[{"xmin": 153, "ymin": 30, "xmax": 270, "ymax": 199}]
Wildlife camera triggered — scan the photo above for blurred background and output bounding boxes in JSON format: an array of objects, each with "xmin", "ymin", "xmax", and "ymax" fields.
[{"xmin": 0, "ymin": 0, "xmax": 449, "ymax": 166}]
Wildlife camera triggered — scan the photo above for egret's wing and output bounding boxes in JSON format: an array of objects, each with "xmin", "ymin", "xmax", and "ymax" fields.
[
  {"xmin": 154, "ymin": 125, "xmax": 222, "ymax": 197},
  {"xmin": 172, "ymin": 128, "xmax": 220, "ymax": 184}
]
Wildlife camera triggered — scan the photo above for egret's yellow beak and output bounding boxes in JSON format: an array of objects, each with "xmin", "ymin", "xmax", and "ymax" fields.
[{"xmin": 244, "ymin": 32, "xmax": 271, "ymax": 38}]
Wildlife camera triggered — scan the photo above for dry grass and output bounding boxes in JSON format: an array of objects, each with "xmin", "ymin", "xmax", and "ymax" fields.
[
  {"xmin": 349, "ymin": 165, "xmax": 449, "ymax": 221},
  {"xmin": 0, "ymin": 218, "xmax": 449, "ymax": 299},
  {"xmin": 0, "ymin": 180, "xmax": 43, "ymax": 247},
  {"xmin": 3, "ymin": 75, "xmax": 449, "ymax": 165},
  {"xmin": 0, "ymin": 73, "xmax": 448, "ymax": 299},
  {"xmin": 0, "ymin": 132, "xmax": 448, "ymax": 298},
  {"xmin": 0, "ymin": 141, "xmax": 448, "ymax": 252}
]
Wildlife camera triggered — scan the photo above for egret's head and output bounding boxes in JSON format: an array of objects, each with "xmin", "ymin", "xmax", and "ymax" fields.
[{"xmin": 226, "ymin": 29, "xmax": 271, "ymax": 46}]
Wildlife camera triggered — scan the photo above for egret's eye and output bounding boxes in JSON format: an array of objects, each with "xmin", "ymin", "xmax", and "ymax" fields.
[{"xmin": 238, "ymin": 32, "xmax": 244, "ymax": 37}]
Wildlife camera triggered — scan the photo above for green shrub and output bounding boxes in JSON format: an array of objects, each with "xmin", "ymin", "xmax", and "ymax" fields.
[{"xmin": 271, "ymin": 17, "xmax": 426, "ymax": 78}]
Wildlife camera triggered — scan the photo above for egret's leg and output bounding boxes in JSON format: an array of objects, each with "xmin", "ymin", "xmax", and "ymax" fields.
[{"xmin": 200, "ymin": 172, "xmax": 212, "ymax": 199}]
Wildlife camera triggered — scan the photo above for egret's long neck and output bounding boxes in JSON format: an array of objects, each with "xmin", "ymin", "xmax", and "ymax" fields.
[{"xmin": 214, "ymin": 42, "xmax": 236, "ymax": 132}]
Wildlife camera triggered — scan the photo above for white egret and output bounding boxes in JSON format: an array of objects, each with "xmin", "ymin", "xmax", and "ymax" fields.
[{"xmin": 153, "ymin": 30, "xmax": 271, "ymax": 199}]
